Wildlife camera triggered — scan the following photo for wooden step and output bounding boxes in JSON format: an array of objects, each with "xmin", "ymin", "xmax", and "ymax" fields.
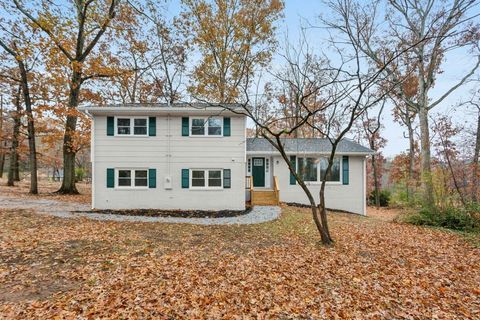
[{"xmin": 251, "ymin": 190, "xmax": 279, "ymax": 205}]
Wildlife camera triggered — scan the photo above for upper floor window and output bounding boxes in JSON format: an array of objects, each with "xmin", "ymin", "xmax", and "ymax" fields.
[
  {"xmin": 190, "ymin": 117, "xmax": 223, "ymax": 136},
  {"xmin": 116, "ymin": 117, "xmax": 148, "ymax": 136}
]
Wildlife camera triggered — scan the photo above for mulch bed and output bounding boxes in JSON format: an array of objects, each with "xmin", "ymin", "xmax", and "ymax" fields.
[{"xmin": 73, "ymin": 207, "xmax": 253, "ymax": 218}]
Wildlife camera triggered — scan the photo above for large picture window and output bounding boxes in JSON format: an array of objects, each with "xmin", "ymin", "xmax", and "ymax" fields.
[
  {"xmin": 190, "ymin": 117, "xmax": 223, "ymax": 136},
  {"xmin": 116, "ymin": 117, "xmax": 148, "ymax": 136},
  {"xmin": 296, "ymin": 157, "xmax": 341, "ymax": 183},
  {"xmin": 190, "ymin": 169, "xmax": 223, "ymax": 188},
  {"xmin": 320, "ymin": 158, "xmax": 341, "ymax": 182},
  {"xmin": 117, "ymin": 169, "xmax": 148, "ymax": 188},
  {"xmin": 297, "ymin": 157, "xmax": 319, "ymax": 182}
]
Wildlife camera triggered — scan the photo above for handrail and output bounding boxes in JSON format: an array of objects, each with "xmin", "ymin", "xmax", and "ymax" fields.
[{"xmin": 273, "ymin": 176, "xmax": 279, "ymax": 205}]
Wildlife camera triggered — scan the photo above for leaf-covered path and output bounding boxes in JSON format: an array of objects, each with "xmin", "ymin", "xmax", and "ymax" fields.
[{"xmin": 0, "ymin": 188, "xmax": 479, "ymax": 318}]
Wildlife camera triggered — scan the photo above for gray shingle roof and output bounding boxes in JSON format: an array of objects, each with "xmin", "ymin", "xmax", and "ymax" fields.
[
  {"xmin": 81, "ymin": 102, "xmax": 244, "ymax": 109},
  {"xmin": 246, "ymin": 138, "xmax": 374, "ymax": 154}
]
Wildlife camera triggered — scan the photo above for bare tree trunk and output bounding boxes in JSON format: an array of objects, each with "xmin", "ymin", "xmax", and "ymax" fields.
[
  {"xmin": 418, "ymin": 105, "xmax": 434, "ymax": 207},
  {"xmin": 18, "ymin": 59, "xmax": 38, "ymax": 194},
  {"xmin": 14, "ymin": 156, "xmax": 20, "ymax": 181},
  {"xmin": 406, "ymin": 119, "xmax": 415, "ymax": 202},
  {"xmin": 0, "ymin": 95, "xmax": 4, "ymax": 178},
  {"xmin": 0, "ymin": 153, "xmax": 4, "ymax": 178},
  {"xmin": 8, "ymin": 89, "xmax": 22, "ymax": 186},
  {"xmin": 471, "ymin": 110, "xmax": 480, "ymax": 203}
]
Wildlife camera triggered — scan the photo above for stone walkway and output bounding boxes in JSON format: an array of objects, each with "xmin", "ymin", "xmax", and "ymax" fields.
[{"xmin": 0, "ymin": 194, "xmax": 281, "ymax": 225}]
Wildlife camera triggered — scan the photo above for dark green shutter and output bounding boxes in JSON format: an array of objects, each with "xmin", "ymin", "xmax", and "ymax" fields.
[
  {"xmin": 181, "ymin": 169, "xmax": 189, "ymax": 188},
  {"xmin": 290, "ymin": 155, "xmax": 296, "ymax": 185},
  {"xmin": 107, "ymin": 168, "xmax": 114, "ymax": 188},
  {"xmin": 107, "ymin": 117, "xmax": 114, "ymax": 136},
  {"xmin": 149, "ymin": 117, "xmax": 156, "ymax": 136},
  {"xmin": 148, "ymin": 168, "xmax": 156, "ymax": 188},
  {"xmin": 223, "ymin": 117, "xmax": 231, "ymax": 136},
  {"xmin": 223, "ymin": 169, "xmax": 231, "ymax": 188},
  {"xmin": 182, "ymin": 117, "xmax": 189, "ymax": 136},
  {"xmin": 342, "ymin": 156, "xmax": 349, "ymax": 185}
]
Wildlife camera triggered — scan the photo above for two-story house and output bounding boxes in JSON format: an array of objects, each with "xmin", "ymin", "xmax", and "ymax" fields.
[{"xmin": 80, "ymin": 103, "xmax": 373, "ymax": 215}]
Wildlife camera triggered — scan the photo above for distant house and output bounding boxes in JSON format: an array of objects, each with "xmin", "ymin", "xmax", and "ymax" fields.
[{"xmin": 79, "ymin": 103, "xmax": 373, "ymax": 215}]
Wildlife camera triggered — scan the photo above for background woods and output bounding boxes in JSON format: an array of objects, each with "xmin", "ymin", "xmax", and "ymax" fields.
[{"xmin": 0, "ymin": 0, "xmax": 479, "ymax": 241}]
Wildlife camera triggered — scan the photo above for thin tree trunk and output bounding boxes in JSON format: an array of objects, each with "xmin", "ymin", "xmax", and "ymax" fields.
[
  {"xmin": 0, "ymin": 153, "xmax": 4, "ymax": 178},
  {"xmin": 18, "ymin": 59, "xmax": 38, "ymax": 194},
  {"xmin": 0, "ymin": 95, "xmax": 4, "ymax": 178},
  {"xmin": 471, "ymin": 110, "xmax": 480, "ymax": 203},
  {"xmin": 407, "ymin": 121, "xmax": 415, "ymax": 201},
  {"xmin": 8, "ymin": 88, "xmax": 22, "ymax": 186},
  {"xmin": 418, "ymin": 104, "xmax": 435, "ymax": 207},
  {"xmin": 14, "ymin": 156, "xmax": 20, "ymax": 181}
]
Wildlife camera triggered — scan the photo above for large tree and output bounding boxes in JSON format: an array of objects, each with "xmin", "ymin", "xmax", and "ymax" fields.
[
  {"xmin": 325, "ymin": 0, "xmax": 480, "ymax": 208},
  {"xmin": 182, "ymin": 0, "xmax": 283, "ymax": 103},
  {"xmin": 13, "ymin": 0, "xmax": 122, "ymax": 194}
]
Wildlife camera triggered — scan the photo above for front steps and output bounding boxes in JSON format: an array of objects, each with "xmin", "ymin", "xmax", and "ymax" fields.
[{"xmin": 251, "ymin": 190, "xmax": 279, "ymax": 206}]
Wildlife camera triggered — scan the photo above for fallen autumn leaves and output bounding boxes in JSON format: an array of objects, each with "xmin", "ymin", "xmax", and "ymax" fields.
[{"xmin": 0, "ymin": 187, "xmax": 479, "ymax": 318}]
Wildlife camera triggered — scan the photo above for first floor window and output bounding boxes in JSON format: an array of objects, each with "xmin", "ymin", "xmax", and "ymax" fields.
[
  {"xmin": 118, "ymin": 170, "xmax": 131, "ymax": 186},
  {"xmin": 320, "ymin": 158, "xmax": 340, "ymax": 182},
  {"xmin": 296, "ymin": 157, "xmax": 341, "ymax": 182},
  {"xmin": 117, "ymin": 169, "xmax": 148, "ymax": 187},
  {"xmin": 191, "ymin": 169, "xmax": 222, "ymax": 188},
  {"xmin": 297, "ymin": 157, "xmax": 318, "ymax": 182}
]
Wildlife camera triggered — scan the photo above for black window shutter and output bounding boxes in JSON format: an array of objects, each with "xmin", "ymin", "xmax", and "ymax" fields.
[
  {"xmin": 107, "ymin": 117, "xmax": 114, "ymax": 136},
  {"xmin": 342, "ymin": 156, "xmax": 349, "ymax": 185},
  {"xmin": 148, "ymin": 168, "xmax": 156, "ymax": 188},
  {"xmin": 223, "ymin": 169, "xmax": 231, "ymax": 188},
  {"xmin": 290, "ymin": 156, "xmax": 296, "ymax": 185},
  {"xmin": 223, "ymin": 117, "xmax": 231, "ymax": 136},
  {"xmin": 149, "ymin": 117, "xmax": 156, "ymax": 136},
  {"xmin": 107, "ymin": 168, "xmax": 115, "ymax": 188},
  {"xmin": 182, "ymin": 117, "xmax": 189, "ymax": 136},
  {"xmin": 181, "ymin": 169, "xmax": 189, "ymax": 188}
]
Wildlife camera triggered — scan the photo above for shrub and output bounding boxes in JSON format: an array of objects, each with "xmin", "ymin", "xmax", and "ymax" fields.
[
  {"xmin": 368, "ymin": 189, "xmax": 391, "ymax": 207},
  {"xmin": 75, "ymin": 167, "xmax": 86, "ymax": 182},
  {"xmin": 405, "ymin": 206, "xmax": 480, "ymax": 232}
]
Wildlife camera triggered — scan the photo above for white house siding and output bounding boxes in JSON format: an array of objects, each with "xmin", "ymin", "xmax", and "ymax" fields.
[
  {"xmin": 271, "ymin": 155, "xmax": 366, "ymax": 215},
  {"xmin": 92, "ymin": 114, "xmax": 246, "ymax": 210}
]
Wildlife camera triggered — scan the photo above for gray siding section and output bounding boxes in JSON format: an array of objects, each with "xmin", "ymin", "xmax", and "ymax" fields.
[
  {"xmin": 92, "ymin": 115, "xmax": 246, "ymax": 210},
  {"xmin": 272, "ymin": 155, "xmax": 366, "ymax": 215}
]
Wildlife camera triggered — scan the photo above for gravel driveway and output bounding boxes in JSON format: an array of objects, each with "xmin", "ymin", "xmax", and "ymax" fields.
[{"xmin": 0, "ymin": 194, "xmax": 280, "ymax": 225}]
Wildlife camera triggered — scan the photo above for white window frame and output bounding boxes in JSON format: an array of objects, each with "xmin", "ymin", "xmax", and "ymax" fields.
[
  {"xmin": 114, "ymin": 116, "xmax": 149, "ymax": 137},
  {"xmin": 115, "ymin": 168, "xmax": 149, "ymax": 189},
  {"xmin": 296, "ymin": 156, "xmax": 342, "ymax": 184},
  {"xmin": 189, "ymin": 116, "xmax": 223, "ymax": 137},
  {"xmin": 189, "ymin": 169, "xmax": 223, "ymax": 189}
]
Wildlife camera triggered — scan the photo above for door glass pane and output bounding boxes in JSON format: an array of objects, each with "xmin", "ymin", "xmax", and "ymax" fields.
[{"xmin": 253, "ymin": 159, "xmax": 263, "ymax": 166}]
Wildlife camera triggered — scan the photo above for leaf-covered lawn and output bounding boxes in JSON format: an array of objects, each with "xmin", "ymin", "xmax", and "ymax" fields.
[{"xmin": 0, "ymin": 190, "xmax": 479, "ymax": 318}]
